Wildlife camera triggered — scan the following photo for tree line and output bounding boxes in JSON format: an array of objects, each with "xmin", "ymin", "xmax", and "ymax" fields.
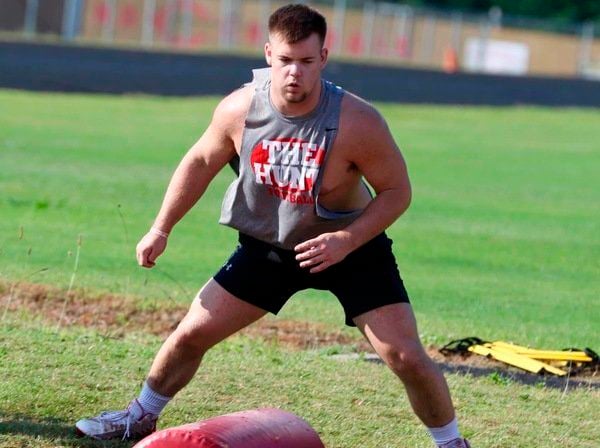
[{"xmin": 401, "ymin": 0, "xmax": 599, "ymax": 23}]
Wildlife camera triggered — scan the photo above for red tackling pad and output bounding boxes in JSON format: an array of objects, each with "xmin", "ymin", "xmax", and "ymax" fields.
[{"xmin": 133, "ymin": 408, "xmax": 326, "ymax": 448}]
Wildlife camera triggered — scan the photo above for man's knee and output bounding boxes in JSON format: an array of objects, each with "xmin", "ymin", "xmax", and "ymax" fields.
[
  {"xmin": 169, "ymin": 320, "xmax": 215, "ymax": 356},
  {"xmin": 381, "ymin": 341, "xmax": 431, "ymax": 377}
]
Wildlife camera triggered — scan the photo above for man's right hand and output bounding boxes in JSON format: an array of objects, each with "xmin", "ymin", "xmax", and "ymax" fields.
[{"xmin": 136, "ymin": 231, "xmax": 168, "ymax": 268}]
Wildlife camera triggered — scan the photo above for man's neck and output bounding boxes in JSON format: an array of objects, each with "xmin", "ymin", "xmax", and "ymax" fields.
[{"xmin": 270, "ymin": 80, "xmax": 322, "ymax": 117}]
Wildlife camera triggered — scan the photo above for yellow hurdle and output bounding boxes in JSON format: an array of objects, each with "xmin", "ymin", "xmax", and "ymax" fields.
[
  {"xmin": 440, "ymin": 337, "xmax": 598, "ymax": 376},
  {"xmin": 468, "ymin": 344, "xmax": 567, "ymax": 376},
  {"xmin": 490, "ymin": 341, "xmax": 592, "ymax": 362}
]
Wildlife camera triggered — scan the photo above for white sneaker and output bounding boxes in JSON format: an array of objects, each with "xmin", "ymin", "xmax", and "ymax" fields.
[{"xmin": 75, "ymin": 399, "xmax": 158, "ymax": 440}]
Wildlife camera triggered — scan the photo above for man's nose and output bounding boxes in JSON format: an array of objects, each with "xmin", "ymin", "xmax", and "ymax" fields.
[{"xmin": 289, "ymin": 63, "xmax": 301, "ymax": 77}]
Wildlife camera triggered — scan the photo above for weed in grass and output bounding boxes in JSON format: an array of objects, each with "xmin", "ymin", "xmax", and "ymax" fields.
[
  {"xmin": 154, "ymin": 265, "xmax": 193, "ymax": 299},
  {"xmin": 116, "ymin": 203, "xmax": 132, "ymax": 300},
  {"xmin": 56, "ymin": 234, "xmax": 82, "ymax": 331},
  {"xmin": 487, "ymin": 371, "xmax": 513, "ymax": 386},
  {"xmin": 1, "ymin": 267, "xmax": 49, "ymax": 321}
]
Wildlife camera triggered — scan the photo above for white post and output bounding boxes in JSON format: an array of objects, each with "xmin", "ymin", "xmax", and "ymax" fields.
[
  {"xmin": 219, "ymin": 0, "xmax": 240, "ymax": 49},
  {"xmin": 578, "ymin": 22, "xmax": 594, "ymax": 76},
  {"xmin": 477, "ymin": 7, "xmax": 501, "ymax": 72},
  {"xmin": 62, "ymin": 0, "xmax": 79, "ymax": 41},
  {"xmin": 219, "ymin": 0, "xmax": 232, "ymax": 49},
  {"xmin": 101, "ymin": 0, "xmax": 117, "ymax": 42},
  {"xmin": 489, "ymin": 6, "xmax": 502, "ymax": 28},
  {"xmin": 450, "ymin": 12, "xmax": 463, "ymax": 52},
  {"xmin": 141, "ymin": 0, "xmax": 156, "ymax": 46},
  {"xmin": 393, "ymin": 5, "xmax": 412, "ymax": 58},
  {"xmin": 477, "ymin": 19, "xmax": 490, "ymax": 72},
  {"xmin": 393, "ymin": 5, "xmax": 405, "ymax": 50},
  {"xmin": 23, "ymin": 0, "xmax": 39, "ymax": 38},
  {"xmin": 376, "ymin": 2, "xmax": 395, "ymax": 57},
  {"xmin": 361, "ymin": 1, "xmax": 375, "ymax": 58},
  {"xmin": 332, "ymin": 0, "xmax": 346, "ymax": 55},
  {"xmin": 165, "ymin": 0, "xmax": 177, "ymax": 44},
  {"xmin": 231, "ymin": 0, "xmax": 241, "ymax": 49},
  {"xmin": 181, "ymin": 0, "xmax": 194, "ymax": 46},
  {"xmin": 259, "ymin": 0, "xmax": 271, "ymax": 46},
  {"xmin": 419, "ymin": 15, "xmax": 437, "ymax": 65}
]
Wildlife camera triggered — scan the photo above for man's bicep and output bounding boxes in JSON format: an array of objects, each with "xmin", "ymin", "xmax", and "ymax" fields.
[
  {"xmin": 352, "ymin": 118, "xmax": 410, "ymax": 195},
  {"xmin": 185, "ymin": 87, "xmax": 250, "ymax": 174},
  {"xmin": 186, "ymin": 122, "xmax": 236, "ymax": 174}
]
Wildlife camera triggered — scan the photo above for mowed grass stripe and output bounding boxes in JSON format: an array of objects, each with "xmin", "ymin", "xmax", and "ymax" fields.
[{"xmin": 0, "ymin": 89, "xmax": 599, "ymax": 349}]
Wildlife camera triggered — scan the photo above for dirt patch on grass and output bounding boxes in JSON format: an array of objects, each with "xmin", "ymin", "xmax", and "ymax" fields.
[
  {"xmin": 2, "ymin": 281, "xmax": 598, "ymax": 386},
  {"xmin": 0, "ymin": 281, "xmax": 370, "ymax": 351},
  {"xmin": 1, "ymin": 281, "xmax": 185, "ymax": 338}
]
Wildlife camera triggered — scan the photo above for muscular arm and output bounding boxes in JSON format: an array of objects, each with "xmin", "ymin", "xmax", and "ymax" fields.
[
  {"xmin": 152, "ymin": 115, "xmax": 236, "ymax": 234},
  {"xmin": 339, "ymin": 102, "xmax": 412, "ymax": 248},
  {"xmin": 137, "ymin": 88, "xmax": 250, "ymax": 267},
  {"xmin": 295, "ymin": 96, "xmax": 411, "ymax": 272}
]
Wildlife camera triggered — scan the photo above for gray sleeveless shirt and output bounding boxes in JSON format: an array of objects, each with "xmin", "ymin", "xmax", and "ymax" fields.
[{"xmin": 219, "ymin": 68, "xmax": 363, "ymax": 249}]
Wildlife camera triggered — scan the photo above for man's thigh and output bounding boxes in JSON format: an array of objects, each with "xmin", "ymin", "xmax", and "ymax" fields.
[
  {"xmin": 324, "ymin": 233, "xmax": 410, "ymax": 326},
  {"xmin": 176, "ymin": 279, "xmax": 269, "ymax": 350},
  {"xmin": 353, "ymin": 302, "xmax": 421, "ymax": 350}
]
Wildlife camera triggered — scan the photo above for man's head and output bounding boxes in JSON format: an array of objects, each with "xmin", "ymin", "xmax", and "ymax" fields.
[
  {"xmin": 268, "ymin": 3, "xmax": 327, "ymax": 47},
  {"xmin": 265, "ymin": 4, "xmax": 328, "ymax": 111}
]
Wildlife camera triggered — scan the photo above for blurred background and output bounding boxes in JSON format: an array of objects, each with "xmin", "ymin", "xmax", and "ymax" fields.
[{"xmin": 1, "ymin": 0, "xmax": 600, "ymax": 79}]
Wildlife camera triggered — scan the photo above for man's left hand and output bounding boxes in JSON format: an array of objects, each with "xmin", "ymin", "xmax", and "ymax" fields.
[{"xmin": 294, "ymin": 231, "xmax": 354, "ymax": 273}]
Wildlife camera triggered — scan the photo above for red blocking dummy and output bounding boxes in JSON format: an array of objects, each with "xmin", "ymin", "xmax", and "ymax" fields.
[{"xmin": 133, "ymin": 408, "xmax": 326, "ymax": 448}]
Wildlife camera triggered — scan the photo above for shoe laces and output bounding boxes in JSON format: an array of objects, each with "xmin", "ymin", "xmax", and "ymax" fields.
[{"xmin": 98, "ymin": 399, "xmax": 144, "ymax": 440}]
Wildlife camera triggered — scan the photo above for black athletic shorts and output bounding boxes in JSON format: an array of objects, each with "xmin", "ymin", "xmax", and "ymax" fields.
[{"xmin": 213, "ymin": 232, "xmax": 410, "ymax": 326}]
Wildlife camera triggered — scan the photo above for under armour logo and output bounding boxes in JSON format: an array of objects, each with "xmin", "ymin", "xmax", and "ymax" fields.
[{"xmin": 225, "ymin": 264, "xmax": 233, "ymax": 271}]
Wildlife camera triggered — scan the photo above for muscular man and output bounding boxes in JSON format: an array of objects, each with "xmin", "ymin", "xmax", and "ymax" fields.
[{"xmin": 76, "ymin": 4, "xmax": 470, "ymax": 447}]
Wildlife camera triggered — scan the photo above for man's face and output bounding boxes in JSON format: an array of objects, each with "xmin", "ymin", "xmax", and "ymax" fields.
[{"xmin": 265, "ymin": 32, "xmax": 328, "ymax": 105}]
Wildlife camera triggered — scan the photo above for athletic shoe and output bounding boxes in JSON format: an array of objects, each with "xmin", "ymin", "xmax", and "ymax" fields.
[
  {"xmin": 75, "ymin": 399, "xmax": 158, "ymax": 440},
  {"xmin": 437, "ymin": 438, "xmax": 471, "ymax": 448}
]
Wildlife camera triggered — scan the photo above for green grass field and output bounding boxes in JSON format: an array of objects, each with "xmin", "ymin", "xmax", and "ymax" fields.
[{"xmin": 1, "ymin": 89, "xmax": 599, "ymax": 447}]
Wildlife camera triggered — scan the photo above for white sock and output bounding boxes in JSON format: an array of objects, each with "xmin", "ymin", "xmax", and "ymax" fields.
[
  {"xmin": 132, "ymin": 381, "xmax": 172, "ymax": 418},
  {"xmin": 427, "ymin": 417, "xmax": 461, "ymax": 445}
]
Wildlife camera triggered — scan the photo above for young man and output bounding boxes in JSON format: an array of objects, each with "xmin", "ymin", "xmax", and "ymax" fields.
[{"xmin": 76, "ymin": 4, "xmax": 470, "ymax": 447}]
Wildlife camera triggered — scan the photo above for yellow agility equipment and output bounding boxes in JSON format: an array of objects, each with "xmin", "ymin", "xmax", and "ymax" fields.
[
  {"xmin": 467, "ymin": 343, "xmax": 567, "ymax": 376},
  {"xmin": 440, "ymin": 337, "xmax": 599, "ymax": 376},
  {"xmin": 489, "ymin": 341, "xmax": 593, "ymax": 362}
]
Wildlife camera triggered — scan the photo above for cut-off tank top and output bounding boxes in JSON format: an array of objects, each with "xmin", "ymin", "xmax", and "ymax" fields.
[{"xmin": 219, "ymin": 68, "xmax": 364, "ymax": 249}]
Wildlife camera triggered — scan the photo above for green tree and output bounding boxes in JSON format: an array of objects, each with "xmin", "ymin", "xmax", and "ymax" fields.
[{"xmin": 401, "ymin": 0, "xmax": 600, "ymax": 22}]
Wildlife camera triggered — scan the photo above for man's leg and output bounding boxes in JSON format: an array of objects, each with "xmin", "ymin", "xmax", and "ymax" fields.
[
  {"xmin": 146, "ymin": 278, "xmax": 268, "ymax": 396},
  {"xmin": 76, "ymin": 278, "xmax": 268, "ymax": 440},
  {"xmin": 353, "ymin": 303, "xmax": 467, "ymax": 447}
]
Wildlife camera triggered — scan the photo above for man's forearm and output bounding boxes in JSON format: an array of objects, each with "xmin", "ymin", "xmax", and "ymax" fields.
[
  {"xmin": 341, "ymin": 188, "xmax": 411, "ymax": 251},
  {"xmin": 152, "ymin": 155, "xmax": 212, "ymax": 233}
]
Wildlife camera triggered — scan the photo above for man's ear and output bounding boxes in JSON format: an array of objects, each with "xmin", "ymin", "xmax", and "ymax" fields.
[
  {"xmin": 265, "ymin": 42, "xmax": 272, "ymax": 66},
  {"xmin": 320, "ymin": 47, "xmax": 329, "ymax": 69}
]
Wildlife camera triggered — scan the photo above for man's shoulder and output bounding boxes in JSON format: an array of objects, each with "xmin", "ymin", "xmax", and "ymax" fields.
[
  {"xmin": 339, "ymin": 91, "xmax": 386, "ymax": 133},
  {"xmin": 213, "ymin": 84, "xmax": 254, "ymax": 125}
]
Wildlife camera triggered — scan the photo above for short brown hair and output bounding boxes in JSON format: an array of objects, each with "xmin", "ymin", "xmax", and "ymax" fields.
[{"xmin": 268, "ymin": 4, "xmax": 327, "ymax": 46}]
